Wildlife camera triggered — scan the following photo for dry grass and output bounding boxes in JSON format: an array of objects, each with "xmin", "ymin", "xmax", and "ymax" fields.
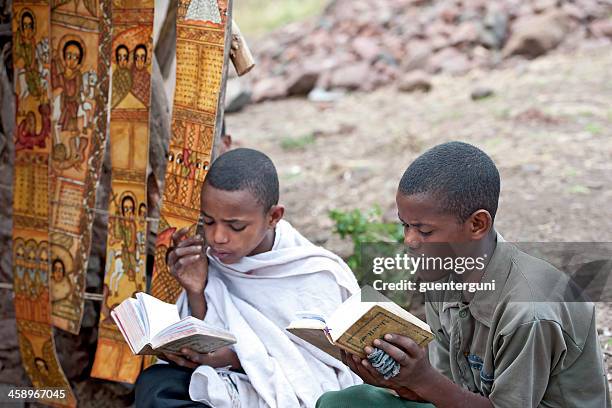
[{"xmin": 233, "ymin": 0, "xmax": 327, "ymax": 37}]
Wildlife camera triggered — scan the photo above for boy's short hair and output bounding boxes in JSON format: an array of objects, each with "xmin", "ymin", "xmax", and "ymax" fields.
[
  {"xmin": 398, "ymin": 141, "xmax": 500, "ymax": 222},
  {"xmin": 205, "ymin": 148, "xmax": 279, "ymax": 212}
]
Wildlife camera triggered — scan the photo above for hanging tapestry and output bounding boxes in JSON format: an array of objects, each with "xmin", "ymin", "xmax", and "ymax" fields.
[
  {"xmin": 48, "ymin": 0, "xmax": 112, "ymax": 334},
  {"xmin": 90, "ymin": 0, "xmax": 154, "ymax": 383},
  {"xmin": 12, "ymin": 1, "xmax": 77, "ymax": 406}
]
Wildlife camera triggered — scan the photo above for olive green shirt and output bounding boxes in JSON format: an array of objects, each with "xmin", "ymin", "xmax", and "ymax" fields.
[{"xmin": 425, "ymin": 237, "xmax": 611, "ymax": 407}]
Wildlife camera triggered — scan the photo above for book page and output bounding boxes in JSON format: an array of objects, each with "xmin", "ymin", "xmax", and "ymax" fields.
[
  {"xmin": 151, "ymin": 317, "xmax": 236, "ymax": 354},
  {"xmin": 113, "ymin": 298, "xmax": 148, "ymax": 353},
  {"xmin": 111, "ymin": 309, "xmax": 136, "ymax": 354},
  {"xmin": 153, "ymin": 316, "xmax": 235, "ymax": 342},
  {"xmin": 136, "ymin": 293, "xmax": 181, "ymax": 338},
  {"xmin": 286, "ymin": 317, "xmax": 327, "ymax": 331},
  {"xmin": 125, "ymin": 298, "xmax": 147, "ymax": 344},
  {"xmin": 326, "ymin": 291, "xmax": 374, "ymax": 342}
]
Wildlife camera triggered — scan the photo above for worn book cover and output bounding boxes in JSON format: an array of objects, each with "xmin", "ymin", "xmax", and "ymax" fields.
[
  {"xmin": 335, "ymin": 305, "xmax": 434, "ymax": 358},
  {"xmin": 287, "ymin": 287, "xmax": 435, "ymax": 359}
]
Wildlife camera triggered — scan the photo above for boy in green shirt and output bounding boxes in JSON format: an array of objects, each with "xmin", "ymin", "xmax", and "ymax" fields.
[{"xmin": 317, "ymin": 141, "xmax": 611, "ymax": 407}]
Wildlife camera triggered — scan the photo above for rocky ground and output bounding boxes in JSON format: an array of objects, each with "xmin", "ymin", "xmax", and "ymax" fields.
[{"xmin": 227, "ymin": 0, "xmax": 612, "ymax": 106}]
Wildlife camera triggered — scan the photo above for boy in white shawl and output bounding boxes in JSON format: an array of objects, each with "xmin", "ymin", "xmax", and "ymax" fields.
[{"xmin": 135, "ymin": 148, "xmax": 361, "ymax": 407}]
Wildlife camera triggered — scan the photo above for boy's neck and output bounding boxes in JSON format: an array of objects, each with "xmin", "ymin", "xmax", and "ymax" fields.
[
  {"xmin": 248, "ymin": 228, "xmax": 276, "ymax": 257},
  {"xmin": 457, "ymin": 229, "xmax": 497, "ymax": 285}
]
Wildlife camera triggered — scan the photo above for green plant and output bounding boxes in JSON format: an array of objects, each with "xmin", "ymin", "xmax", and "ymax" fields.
[
  {"xmin": 329, "ymin": 207, "xmax": 403, "ymax": 277},
  {"xmin": 330, "ymin": 207, "xmax": 418, "ymax": 309},
  {"xmin": 280, "ymin": 133, "xmax": 316, "ymax": 151},
  {"xmin": 585, "ymin": 123, "xmax": 603, "ymax": 135}
]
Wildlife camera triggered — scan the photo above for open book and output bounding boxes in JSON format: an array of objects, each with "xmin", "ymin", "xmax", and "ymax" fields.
[
  {"xmin": 111, "ymin": 292, "xmax": 236, "ymax": 356},
  {"xmin": 286, "ymin": 287, "xmax": 434, "ymax": 359}
]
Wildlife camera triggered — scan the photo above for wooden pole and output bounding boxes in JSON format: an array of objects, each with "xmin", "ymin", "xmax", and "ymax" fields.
[{"xmin": 230, "ymin": 19, "xmax": 255, "ymax": 76}]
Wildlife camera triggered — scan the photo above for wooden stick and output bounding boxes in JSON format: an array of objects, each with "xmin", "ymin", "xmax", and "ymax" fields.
[{"xmin": 230, "ymin": 19, "xmax": 255, "ymax": 76}]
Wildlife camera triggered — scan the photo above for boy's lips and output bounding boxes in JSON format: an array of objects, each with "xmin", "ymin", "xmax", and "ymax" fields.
[{"xmin": 210, "ymin": 248, "xmax": 232, "ymax": 260}]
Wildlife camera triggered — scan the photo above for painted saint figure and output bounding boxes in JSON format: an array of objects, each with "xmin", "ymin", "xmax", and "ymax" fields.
[
  {"xmin": 129, "ymin": 44, "xmax": 151, "ymax": 105},
  {"xmin": 49, "ymin": 256, "xmax": 79, "ymax": 322},
  {"xmin": 52, "ymin": 40, "xmax": 84, "ymax": 132},
  {"xmin": 111, "ymin": 44, "xmax": 132, "ymax": 108},
  {"xmin": 50, "ymin": 258, "xmax": 72, "ymax": 304},
  {"xmin": 14, "ymin": 10, "xmax": 41, "ymax": 99},
  {"xmin": 111, "ymin": 195, "xmax": 139, "ymax": 284},
  {"xmin": 15, "ymin": 104, "xmax": 51, "ymax": 151},
  {"xmin": 51, "ymin": 37, "xmax": 90, "ymax": 169}
]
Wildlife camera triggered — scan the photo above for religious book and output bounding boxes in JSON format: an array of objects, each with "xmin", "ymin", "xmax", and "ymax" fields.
[
  {"xmin": 111, "ymin": 292, "xmax": 236, "ymax": 356},
  {"xmin": 286, "ymin": 287, "xmax": 434, "ymax": 359}
]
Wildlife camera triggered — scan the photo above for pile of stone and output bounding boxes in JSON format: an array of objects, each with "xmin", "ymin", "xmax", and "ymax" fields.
[{"xmin": 227, "ymin": 0, "xmax": 612, "ymax": 108}]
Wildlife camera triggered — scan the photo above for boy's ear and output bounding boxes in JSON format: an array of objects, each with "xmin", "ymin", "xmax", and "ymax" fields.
[
  {"xmin": 467, "ymin": 209, "xmax": 493, "ymax": 240},
  {"xmin": 267, "ymin": 204, "xmax": 284, "ymax": 228}
]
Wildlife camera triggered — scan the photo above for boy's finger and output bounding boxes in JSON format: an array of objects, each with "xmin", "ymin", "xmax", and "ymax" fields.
[
  {"xmin": 175, "ymin": 254, "xmax": 203, "ymax": 271},
  {"xmin": 176, "ymin": 235, "xmax": 204, "ymax": 248},
  {"xmin": 171, "ymin": 227, "xmax": 190, "ymax": 246},
  {"xmin": 339, "ymin": 350, "xmax": 348, "ymax": 366},
  {"xmin": 385, "ymin": 334, "xmax": 420, "ymax": 357},
  {"xmin": 174, "ymin": 245, "xmax": 203, "ymax": 258},
  {"xmin": 167, "ymin": 353, "xmax": 197, "ymax": 369},
  {"xmin": 373, "ymin": 339, "xmax": 411, "ymax": 366},
  {"xmin": 346, "ymin": 353, "xmax": 366, "ymax": 376},
  {"xmin": 161, "ymin": 352, "xmax": 180, "ymax": 364},
  {"xmin": 167, "ymin": 249, "xmax": 177, "ymax": 268},
  {"xmin": 361, "ymin": 359, "xmax": 387, "ymax": 383},
  {"xmin": 356, "ymin": 359, "xmax": 382, "ymax": 385},
  {"xmin": 181, "ymin": 348, "xmax": 207, "ymax": 365},
  {"xmin": 344, "ymin": 352, "xmax": 358, "ymax": 371},
  {"xmin": 346, "ymin": 357, "xmax": 367, "ymax": 380}
]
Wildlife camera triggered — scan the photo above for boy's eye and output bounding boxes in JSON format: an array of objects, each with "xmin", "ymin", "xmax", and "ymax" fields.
[
  {"xmin": 230, "ymin": 224, "xmax": 246, "ymax": 232},
  {"xmin": 203, "ymin": 219, "xmax": 214, "ymax": 225},
  {"xmin": 419, "ymin": 230, "xmax": 433, "ymax": 237}
]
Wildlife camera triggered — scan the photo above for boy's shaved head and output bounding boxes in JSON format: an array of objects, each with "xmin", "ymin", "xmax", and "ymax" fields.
[
  {"xmin": 398, "ymin": 141, "xmax": 500, "ymax": 222},
  {"xmin": 205, "ymin": 148, "xmax": 279, "ymax": 212}
]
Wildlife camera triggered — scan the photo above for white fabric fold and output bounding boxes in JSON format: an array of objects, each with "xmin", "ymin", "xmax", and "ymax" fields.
[{"xmin": 175, "ymin": 220, "xmax": 362, "ymax": 408}]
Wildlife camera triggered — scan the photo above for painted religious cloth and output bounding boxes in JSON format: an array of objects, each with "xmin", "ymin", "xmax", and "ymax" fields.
[
  {"xmin": 150, "ymin": 0, "xmax": 231, "ymax": 304},
  {"xmin": 12, "ymin": 2, "xmax": 76, "ymax": 406},
  {"xmin": 90, "ymin": 0, "xmax": 154, "ymax": 383},
  {"xmin": 174, "ymin": 220, "xmax": 362, "ymax": 408},
  {"xmin": 48, "ymin": 0, "xmax": 112, "ymax": 334}
]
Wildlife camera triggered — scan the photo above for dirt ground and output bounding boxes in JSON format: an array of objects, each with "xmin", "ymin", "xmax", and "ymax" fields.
[{"xmin": 227, "ymin": 43, "xmax": 612, "ymax": 391}]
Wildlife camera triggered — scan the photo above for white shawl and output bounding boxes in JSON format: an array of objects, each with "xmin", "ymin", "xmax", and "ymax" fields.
[{"xmin": 175, "ymin": 220, "xmax": 362, "ymax": 408}]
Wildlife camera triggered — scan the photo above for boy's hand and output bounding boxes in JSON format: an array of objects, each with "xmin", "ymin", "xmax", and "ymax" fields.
[
  {"xmin": 364, "ymin": 334, "xmax": 434, "ymax": 394},
  {"xmin": 341, "ymin": 349, "xmax": 424, "ymax": 401},
  {"xmin": 340, "ymin": 334, "xmax": 435, "ymax": 402},
  {"xmin": 167, "ymin": 228, "xmax": 208, "ymax": 294},
  {"xmin": 161, "ymin": 347, "xmax": 241, "ymax": 370}
]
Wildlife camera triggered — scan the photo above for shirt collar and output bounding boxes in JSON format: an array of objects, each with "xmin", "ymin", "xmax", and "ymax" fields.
[
  {"xmin": 468, "ymin": 233, "xmax": 515, "ymax": 326},
  {"xmin": 437, "ymin": 233, "xmax": 515, "ymax": 325}
]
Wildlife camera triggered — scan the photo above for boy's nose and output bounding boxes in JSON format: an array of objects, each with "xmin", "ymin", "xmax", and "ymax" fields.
[
  {"xmin": 212, "ymin": 227, "xmax": 229, "ymax": 245},
  {"xmin": 403, "ymin": 229, "xmax": 422, "ymax": 250}
]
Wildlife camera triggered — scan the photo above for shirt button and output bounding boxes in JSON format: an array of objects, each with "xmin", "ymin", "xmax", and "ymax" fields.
[{"xmin": 459, "ymin": 309, "xmax": 468, "ymax": 318}]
